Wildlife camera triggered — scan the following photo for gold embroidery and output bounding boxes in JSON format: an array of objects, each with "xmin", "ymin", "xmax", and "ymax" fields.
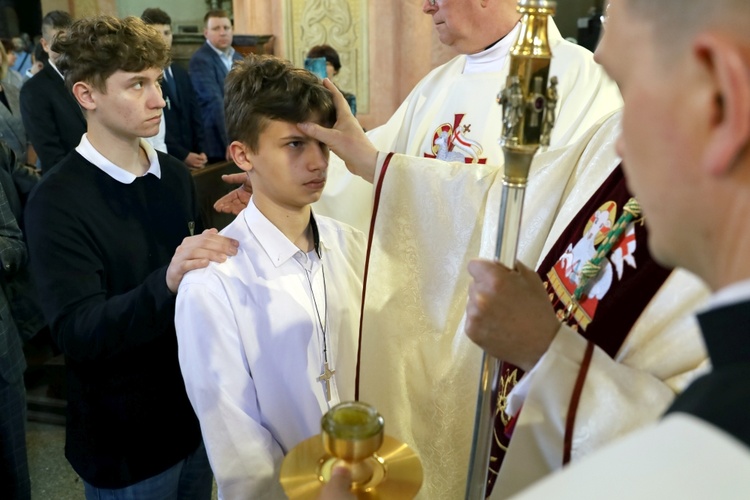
[{"xmin": 496, "ymin": 368, "xmax": 519, "ymax": 427}]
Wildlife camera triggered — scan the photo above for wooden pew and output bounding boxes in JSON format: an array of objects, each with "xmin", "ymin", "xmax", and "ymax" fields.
[{"xmin": 191, "ymin": 160, "xmax": 243, "ymax": 232}]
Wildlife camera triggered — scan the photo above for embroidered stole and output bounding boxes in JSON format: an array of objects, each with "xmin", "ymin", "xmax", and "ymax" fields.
[{"xmin": 486, "ymin": 165, "xmax": 672, "ymax": 494}]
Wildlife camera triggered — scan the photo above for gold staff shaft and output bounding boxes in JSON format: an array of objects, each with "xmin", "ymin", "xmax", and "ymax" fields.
[{"xmin": 465, "ymin": 1, "xmax": 557, "ymax": 498}]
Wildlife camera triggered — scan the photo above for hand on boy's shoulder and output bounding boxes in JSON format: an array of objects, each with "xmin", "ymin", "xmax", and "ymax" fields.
[
  {"xmin": 214, "ymin": 172, "xmax": 252, "ymax": 215},
  {"xmin": 166, "ymin": 228, "xmax": 240, "ymax": 293}
]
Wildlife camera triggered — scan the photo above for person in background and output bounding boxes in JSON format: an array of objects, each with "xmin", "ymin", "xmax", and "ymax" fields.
[
  {"xmin": 306, "ymin": 44, "xmax": 356, "ymax": 116},
  {"xmin": 9, "ymin": 37, "xmax": 31, "ymax": 77},
  {"xmin": 0, "ymin": 140, "xmax": 32, "ymax": 500},
  {"xmin": 0, "ymin": 42, "xmax": 28, "ymax": 165},
  {"xmin": 0, "ymin": 40, "xmax": 24, "ymax": 91},
  {"xmin": 189, "ymin": 9, "xmax": 242, "ymax": 164},
  {"xmin": 25, "ymin": 15, "xmax": 239, "ymax": 499},
  {"xmin": 142, "ymin": 8, "xmax": 207, "ymax": 170},
  {"xmin": 20, "ymin": 10, "xmax": 86, "ymax": 173},
  {"xmin": 27, "ymin": 42, "xmax": 48, "ymax": 79}
]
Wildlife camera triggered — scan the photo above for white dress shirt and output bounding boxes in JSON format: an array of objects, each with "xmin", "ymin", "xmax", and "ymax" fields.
[
  {"xmin": 207, "ymin": 40, "xmax": 237, "ymax": 72},
  {"xmin": 76, "ymin": 133, "xmax": 161, "ymax": 182},
  {"xmin": 176, "ymin": 198, "xmax": 365, "ymax": 500}
]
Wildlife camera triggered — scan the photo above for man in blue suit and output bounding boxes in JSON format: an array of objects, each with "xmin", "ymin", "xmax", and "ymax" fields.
[{"xmin": 189, "ymin": 10, "xmax": 242, "ymax": 164}]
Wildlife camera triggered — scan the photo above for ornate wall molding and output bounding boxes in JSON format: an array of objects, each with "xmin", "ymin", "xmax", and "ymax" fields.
[{"xmin": 284, "ymin": 0, "xmax": 369, "ymax": 114}]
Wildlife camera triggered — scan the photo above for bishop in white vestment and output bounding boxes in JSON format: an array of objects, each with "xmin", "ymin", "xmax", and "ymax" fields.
[{"xmin": 313, "ymin": 18, "xmax": 622, "ymax": 234}]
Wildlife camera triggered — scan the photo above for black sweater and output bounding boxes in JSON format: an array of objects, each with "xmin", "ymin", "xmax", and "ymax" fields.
[
  {"xmin": 666, "ymin": 300, "xmax": 750, "ymax": 448},
  {"xmin": 25, "ymin": 150, "xmax": 204, "ymax": 488}
]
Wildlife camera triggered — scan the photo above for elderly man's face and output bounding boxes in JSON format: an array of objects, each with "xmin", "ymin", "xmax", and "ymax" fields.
[
  {"xmin": 595, "ymin": 0, "xmax": 705, "ymax": 269},
  {"xmin": 422, "ymin": 0, "xmax": 494, "ymax": 54}
]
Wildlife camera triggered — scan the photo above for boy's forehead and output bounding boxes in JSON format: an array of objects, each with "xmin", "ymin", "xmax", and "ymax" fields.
[{"xmin": 261, "ymin": 115, "xmax": 326, "ymax": 137}]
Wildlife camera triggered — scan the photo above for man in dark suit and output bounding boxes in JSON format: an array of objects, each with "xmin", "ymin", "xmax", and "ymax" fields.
[
  {"xmin": 0, "ymin": 140, "xmax": 32, "ymax": 500},
  {"xmin": 20, "ymin": 11, "xmax": 85, "ymax": 174},
  {"xmin": 189, "ymin": 9, "xmax": 242, "ymax": 164},
  {"xmin": 0, "ymin": 63, "xmax": 27, "ymax": 165},
  {"xmin": 141, "ymin": 8, "xmax": 207, "ymax": 170}
]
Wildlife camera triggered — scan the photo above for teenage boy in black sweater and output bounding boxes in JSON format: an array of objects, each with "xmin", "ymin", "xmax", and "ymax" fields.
[{"xmin": 24, "ymin": 16, "xmax": 239, "ymax": 499}]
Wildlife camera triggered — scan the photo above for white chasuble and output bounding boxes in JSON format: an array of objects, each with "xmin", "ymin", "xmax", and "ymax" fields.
[{"xmin": 313, "ymin": 18, "xmax": 623, "ymax": 235}]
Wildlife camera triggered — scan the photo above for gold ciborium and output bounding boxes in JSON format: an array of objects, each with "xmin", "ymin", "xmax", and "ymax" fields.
[{"xmin": 280, "ymin": 401, "xmax": 423, "ymax": 499}]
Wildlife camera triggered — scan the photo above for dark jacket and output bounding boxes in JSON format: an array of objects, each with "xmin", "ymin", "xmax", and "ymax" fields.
[
  {"xmin": 25, "ymin": 150, "xmax": 204, "ymax": 487},
  {"xmin": 163, "ymin": 64, "xmax": 206, "ymax": 162},
  {"xmin": 189, "ymin": 42, "xmax": 242, "ymax": 160},
  {"xmin": 20, "ymin": 63, "xmax": 86, "ymax": 173}
]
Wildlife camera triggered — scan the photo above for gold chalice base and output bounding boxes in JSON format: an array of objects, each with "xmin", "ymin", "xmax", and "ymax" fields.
[{"xmin": 280, "ymin": 434, "xmax": 423, "ymax": 499}]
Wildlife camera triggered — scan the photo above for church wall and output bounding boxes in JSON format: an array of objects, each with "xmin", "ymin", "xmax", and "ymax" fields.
[
  {"xmin": 41, "ymin": 0, "xmax": 117, "ymax": 17},
  {"xmin": 115, "ymin": 0, "xmax": 208, "ymax": 31}
]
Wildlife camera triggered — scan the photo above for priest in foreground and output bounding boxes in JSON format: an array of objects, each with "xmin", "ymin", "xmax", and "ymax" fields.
[{"xmin": 492, "ymin": 0, "xmax": 750, "ymax": 495}]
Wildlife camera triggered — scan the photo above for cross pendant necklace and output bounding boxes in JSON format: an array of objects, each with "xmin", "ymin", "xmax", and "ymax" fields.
[
  {"xmin": 317, "ymin": 362, "xmax": 336, "ymax": 402},
  {"xmin": 304, "ymin": 262, "xmax": 335, "ymax": 402}
]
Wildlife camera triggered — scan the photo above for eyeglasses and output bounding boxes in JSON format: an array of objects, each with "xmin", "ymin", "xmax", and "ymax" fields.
[{"xmin": 429, "ymin": 0, "xmax": 437, "ymax": 5}]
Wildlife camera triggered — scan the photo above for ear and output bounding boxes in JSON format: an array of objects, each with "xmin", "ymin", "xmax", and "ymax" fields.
[
  {"xmin": 228, "ymin": 141, "xmax": 253, "ymax": 172},
  {"xmin": 72, "ymin": 81, "xmax": 96, "ymax": 111},
  {"xmin": 695, "ymin": 33, "xmax": 750, "ymax": 176}
]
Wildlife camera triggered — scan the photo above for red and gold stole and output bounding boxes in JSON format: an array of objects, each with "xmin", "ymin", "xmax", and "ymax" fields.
[{"xmin": 487, "ymin": 164, "xmax": 672, "ymax": 493}]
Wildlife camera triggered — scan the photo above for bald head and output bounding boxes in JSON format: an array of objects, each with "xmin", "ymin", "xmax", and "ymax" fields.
[{"xmin": 622, "ymin": 0, "xmax": 750, "ymax": 58}]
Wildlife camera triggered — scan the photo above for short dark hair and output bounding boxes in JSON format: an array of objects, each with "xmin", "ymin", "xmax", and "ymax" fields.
[
  {"xmin": 33, "ymin": 42, "xmax": 48, "ymax": 65},
  {"xmin": 41, "ymin": 10, "xmax": 72, "ymax": 41},
  {"xmin": 224, "ymin": 54, "xmax": 336, "ymax": 152},
  {"xmin": 141, "ymin": 8, "xmax": 172, "ymax": 26},
  {"xmin": 0, "ymin": 39, "xmax": 13, "ymax": 54},
  {"xmin": 306, "ymin": 45, "xmax": 341, "ymax": 72},
  {"xmin": 53, "ymin": 16, "xmax": 169, "ymax": 93},
  {"xmin": 204, "ymin": 9, "xmax": 230, "ymax": 26}
]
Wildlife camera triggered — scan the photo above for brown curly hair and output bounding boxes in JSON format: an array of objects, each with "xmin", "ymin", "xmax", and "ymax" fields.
[
  {"xmin": 52, "ymin": 16, "xmax": 169, "ymax": 93},
  {"xmin": 224, "ymin": 54, "xmax": 336, "ymax": 152}
]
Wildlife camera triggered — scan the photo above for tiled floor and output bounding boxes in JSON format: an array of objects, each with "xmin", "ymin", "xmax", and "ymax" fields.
[
  {"xmin": 27, "ymin": 421, "xmax": 83, "ymax": 499},
  {"xmin": 26, "ymin": 421, "xmax": 218, "ymax": 499},
  {"xmin": 23, "ymin": 335, "xmax": 219, "ymax": 499}
]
